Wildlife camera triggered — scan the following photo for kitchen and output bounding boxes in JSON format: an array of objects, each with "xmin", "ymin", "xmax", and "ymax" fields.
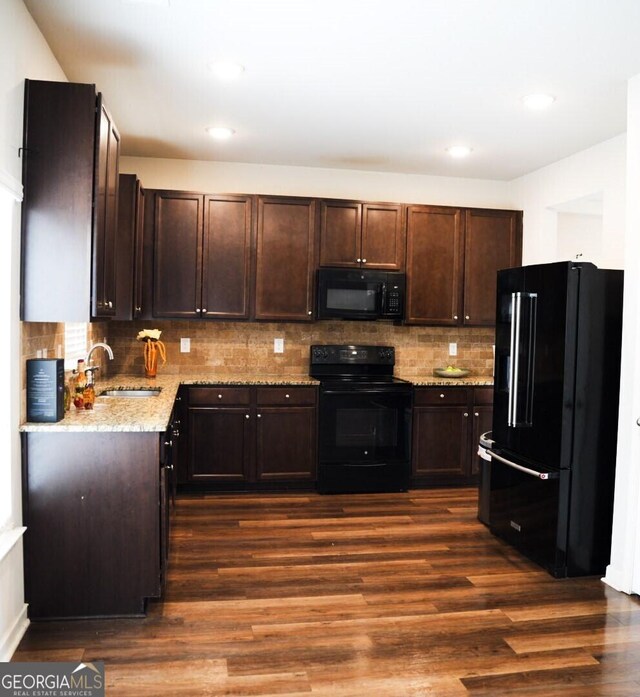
[{"xmin": 3, "ymin": 0, "xmax": 640, "ymax": 695}]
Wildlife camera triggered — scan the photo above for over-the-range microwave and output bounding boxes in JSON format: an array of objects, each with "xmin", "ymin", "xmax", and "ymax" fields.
[{"xmin": 316, "ymin": 268, "xmax": 406, "ymax": 321}]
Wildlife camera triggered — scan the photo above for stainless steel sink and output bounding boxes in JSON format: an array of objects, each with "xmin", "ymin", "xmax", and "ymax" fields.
[{"xmin": 99, "ymin": 388, "xmax": 162, "ymax": 397}]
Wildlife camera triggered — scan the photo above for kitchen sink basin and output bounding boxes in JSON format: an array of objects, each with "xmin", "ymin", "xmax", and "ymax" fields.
[{"xmin": 99, "ymin": 388, "xmax": 162, "ymax": 398}]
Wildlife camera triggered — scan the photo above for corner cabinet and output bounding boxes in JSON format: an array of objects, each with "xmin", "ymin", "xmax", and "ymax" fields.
[
  {"xmin": 405, "ymin": 206, "xmax": 522, "ymax": 326},
  {"xmin": 319, "ymin": 199, "xmax": 405, "ymax": 270},
  {"xmin": 115, "ymin": 173, "xmax": 145, "ymax": 320},
  {"xmin": 21, "ymin": 80, "xmax": 120, "ymax": 322},
  {"xmin": 181, "ymin": 385, "xmax": 317, "ymax": 490},
  {"xmin": 255, "ymin": 196, "xmax": 317, "ymax": 321}
]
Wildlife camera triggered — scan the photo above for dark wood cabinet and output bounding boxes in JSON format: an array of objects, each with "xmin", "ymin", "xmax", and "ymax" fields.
[
  {"xmin": 255, "ymin": 196, "xmax": 316, "ymax": 320},
  {"xmin": 182, "ymin": 385, "xmax": 317, "ymax": 489},
  {"xmin": 21, "ymin": 80, "xmax": 120, "ymax": 322},
  {"xmin": 463, "ymin": 209, "xmax": 522, "ymax": 325},
  {"xmin": 115, "ymin": 173, "xmax": 145, "ymax": 320},
  {"xmin": 319, "ymin": 199, "xmax": 405, "ymax": 270},
  {"xmin": 405, "ymin": 205, "xmax": 463, "ymax": 325},
  {"xmin": 92, "ymin": 97, "xmax": 120, "ymax": 318},
  {"xmin": 405, "ymin": 205, "xmax": 522, "ymax": 326},
  {"xmin": 412, "ymin": 386, "xmax": 493, "ymax": 485},
  {"xmin": 152, "ymin": 192, "xmax": 253, "ymax": 319},
  {"xmin": 153, "ymin": 190, "xmax": 203, "ymax": 318},
  {"xmin": 22, "ymin": 431, "xmax": 164, "ymax": 618}
]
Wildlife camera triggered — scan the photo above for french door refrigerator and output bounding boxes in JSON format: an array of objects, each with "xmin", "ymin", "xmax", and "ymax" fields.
[{"xmin": 487, "ymin": 261, "xmax": 623, "ymax": 577}]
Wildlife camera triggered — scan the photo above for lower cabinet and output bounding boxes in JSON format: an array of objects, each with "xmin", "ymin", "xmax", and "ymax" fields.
[
  {"xmin": 22, "ymin": 431, "xmax": 166, "ymax": 619},
  {"xmin": 181, "ymin": 385, "xmax": 317, "ymax": 490},
  {"xmin": 412, "ymin": 386, "xmax": 493, "ymax": 486}
]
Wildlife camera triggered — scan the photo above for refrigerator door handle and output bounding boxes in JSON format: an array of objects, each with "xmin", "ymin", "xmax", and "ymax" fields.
[
  {"xmin": 488, "ymin": 450, "xmax": 558, "ymax": 480},
  {"xmin": 508, "ymin": 292, "xmax": 537, "ymax": 427}
]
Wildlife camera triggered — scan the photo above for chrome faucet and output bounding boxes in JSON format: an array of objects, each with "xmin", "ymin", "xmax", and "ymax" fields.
[{"xmin": 85, "ymin": 342, "xmax": 114, "ymax": 380}]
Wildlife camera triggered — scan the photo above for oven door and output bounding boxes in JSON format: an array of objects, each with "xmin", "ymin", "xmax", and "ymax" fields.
[{"xmin": 318, "ymin": 386, "xmax": 412, "ymax": 464}]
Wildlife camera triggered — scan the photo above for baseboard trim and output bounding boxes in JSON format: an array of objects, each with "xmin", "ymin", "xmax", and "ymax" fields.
[{"xmin": 0, "ymin": 604, "xmax": 29, "ymax": 662}]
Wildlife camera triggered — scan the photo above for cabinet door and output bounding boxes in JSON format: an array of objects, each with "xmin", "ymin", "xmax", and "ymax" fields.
[
  {"xmin": 133, "ymin": 184, "xmax": 146, "ymax": 319},
  {"xmin": 405, "ymin": 206, "xmax": 463, "ymax": 325},
  {"xmin": 412, "ymin": 407, "xmax": 470, "ymax": 478},
  {"xmin": 153, "ymin": 191, "xmax": 203, "ymax": 318},
  {"xmin": 255, "ymin": 407, "xmax": 316, "ymax": 480},
  {"xmin": 92, "ymin": 97, "xmax": 120, "ymax": 318},
  {"xmin": 188, "ymin": 407, "xmax": 252, "ymax": 482},
  {"xmin": 361, "ymin": 203, "xmax": 405, "ymax": 270},
  {"xmin": 202, "ymin": 195, "xmax": 253, "ymax": 319},
  {"xmin": 115, "ymin": 174, "xmax": 143, "ymax": 320},
  {"xmin": 463, "ymin": 209, "xmax": 522, "ymax": 326},
  {"xmin": 255, "ymin": 196, "xmax": 316, "ymax": 321},
  {"xmin": 319, "ymin": 200, "xmax": 361, "ymax": 267}
]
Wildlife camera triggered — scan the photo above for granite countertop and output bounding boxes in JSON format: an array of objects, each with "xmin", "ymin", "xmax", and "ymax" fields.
[
  {"xmin": 398, "ymin": 374, "xmax": 494, "ymax": 387},
  {"xmin": 21, "ymin": 373, "xmax": 319, "ymax": 433}
]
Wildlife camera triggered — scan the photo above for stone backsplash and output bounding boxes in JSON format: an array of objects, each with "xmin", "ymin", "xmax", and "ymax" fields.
[{"xmin": 22, "ymin": 320, "xmax": 494, "ymax": 377}]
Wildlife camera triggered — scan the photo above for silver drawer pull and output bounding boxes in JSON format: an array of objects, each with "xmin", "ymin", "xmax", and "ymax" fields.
[
  {"xmin": 488, "ymin": 450, "xmax": 557, "ymax": 480},
  {"xmin": 285, "ymin": 394, "xmax": 290, "ymax": 399},
  {"xmin": 218, "ymin": 394, "xmax": 223, "ymax": 399}
]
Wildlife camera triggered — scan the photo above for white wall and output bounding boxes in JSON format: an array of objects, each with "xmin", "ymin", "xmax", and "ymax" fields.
[
  {"xmin": 556, "ymin": 212, "xmax": 603, "ymax": 265},
  {"xmin": 120, "ymin": 156, "xmax": 515, "ymax": 208},
  {"xmin": 0, "ymin": 0, "xmax": 66, "ymax": 661},
  {"xmin": 604, "ymin": 74, "xmax": 640, "ymax": 595},
  {"xmin": 509, "ymin": 134, "xmax": 626, "ymax": 268}
]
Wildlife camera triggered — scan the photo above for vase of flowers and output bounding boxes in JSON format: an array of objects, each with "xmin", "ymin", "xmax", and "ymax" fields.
[{"xmin": 136, "ymin": 329, "xmax": 167, "ymax": 378}]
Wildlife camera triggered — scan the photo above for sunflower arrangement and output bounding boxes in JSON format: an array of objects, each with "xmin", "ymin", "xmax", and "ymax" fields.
[{"xmin": 136, "ymin": 329, "xmax": 167, "ymax": 377}]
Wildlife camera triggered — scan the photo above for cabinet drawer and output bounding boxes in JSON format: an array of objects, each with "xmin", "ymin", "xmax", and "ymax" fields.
[
  {"xmin": 188, "ymin": 386, "xmax": 251, "ymax": 406},
  {"xmin": 414, "ymin": 387, "xmax": 470, "ymax": 406},
  {"xmin": 473, "ymin": 387, "xmax": 494, "ymax": 406},
  {"xmin": 256, "ymin": 386, "xmax": 317, "ymax": 406}
]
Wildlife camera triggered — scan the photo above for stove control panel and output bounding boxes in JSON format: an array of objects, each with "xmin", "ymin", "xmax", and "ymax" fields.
[{"xmin": 310, "ymin": 345, "xmax": 395, "ymax": 365}]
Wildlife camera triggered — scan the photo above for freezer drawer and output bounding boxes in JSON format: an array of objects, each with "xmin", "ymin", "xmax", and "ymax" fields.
[{"xmin": 489, "ymin": 451, "xmax": 569, "ymax": 577}]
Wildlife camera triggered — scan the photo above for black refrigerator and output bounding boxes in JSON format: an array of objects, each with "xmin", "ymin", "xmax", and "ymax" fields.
[{"xmin": 486, "ymin": 261, "xmax": 623, "ymax": 577}]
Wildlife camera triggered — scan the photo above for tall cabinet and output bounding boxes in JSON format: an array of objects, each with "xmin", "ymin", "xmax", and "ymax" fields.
[{"xmin": 21, "ymin": 80, "xmax": 120, "ymax": 322}]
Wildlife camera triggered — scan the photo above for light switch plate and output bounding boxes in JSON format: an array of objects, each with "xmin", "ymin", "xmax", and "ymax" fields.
[
  {"xmin": 274, "ymin": 338, "xmax": 284, "ymax": 354},
  {"xmin": 449, "ymin": 342, "xmax": 457, "ymax": 356},
  {"xmin": 180, "ymin": 337, "xmax": 191, "ymax": 353}
]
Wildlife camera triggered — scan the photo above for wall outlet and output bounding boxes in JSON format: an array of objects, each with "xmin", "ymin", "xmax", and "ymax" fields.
[
  {"xmin": 42, "ymin": 348, "xmax": 48, "ymax": 358},
  {"xmin": 449, "ymin": 342, "xmax": 457, "ymax": 357},
  {"xmin": 57, "ymin": 344, "xmax": 63, "ymax": 358},
  {"xmin": 180, "ymin": 337, "xmax": 191, "ymax": 353},
  {"xmin": 36, "ymin": 349, "xmax": 42, "ymax": 359},
  {"xmin": 274, "ymin": 338, "xmax": 284, "ymax": 354}
]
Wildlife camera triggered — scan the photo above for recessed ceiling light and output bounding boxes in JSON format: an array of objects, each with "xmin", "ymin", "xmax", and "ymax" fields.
[
  {"xmin": 522, "ymin": 93, "xmax": 555, "ymax": 110},
  {"xmin": 206, "ymin": 126, "xmax": 235, "ymax": 140},
  {"xmin": 209, "ymin": 61, "xmax": 245, "ymax": 81},
  {"xmin": 447, "ymin": 145, "xmax": 472, "ymax": 159}
]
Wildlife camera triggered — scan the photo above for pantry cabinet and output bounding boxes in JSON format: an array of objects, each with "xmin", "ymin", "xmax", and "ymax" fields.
[
  {"xmin": 21, "ymin": 80, "xmax": 120, "ymax": 322},
  {"xmin": 405, "ymin": 206, "xmax": 522, "ymax": 326},
  {"xmin": 412, "ymin": 386, "xmax": 493, "ymax": 485},
  {"xmin": 182, "ymin": 385, "xmax": 317, "ymax": 489},
  {"xmin": 319, "ymin": 199, "xmax": 405, "ymax": 270}
]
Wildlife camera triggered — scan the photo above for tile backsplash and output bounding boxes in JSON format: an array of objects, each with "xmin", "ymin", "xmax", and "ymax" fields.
[{"xmin": 106, "ymin": 320, "xmax": 495, "ymax": 378}]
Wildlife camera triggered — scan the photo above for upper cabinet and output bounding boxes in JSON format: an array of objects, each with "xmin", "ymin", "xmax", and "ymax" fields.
[
  {"xmin": 463, "ymin": 208, "xmax": 522, "ymax": 325},
  {"xmin": 21, "ymin": 80, "xmax": 120, "ymax": 322},
  {"xmin": 405, "ymin": 205, "xmax": 522, "ymax": 326},
  {"xmin": 319, "ymin": 200, "xmax": 404, "ymax": 270},
  {"xmin": 255, "ymin": 196, "xmax": 316, "ymax": 321},
  {"xmin": 115, "ymin": 173, "xmax": 145, "ymax": 321},
  {"xmin": 152, "ymin": 191, "xmax": 254, "ymax": 320}
]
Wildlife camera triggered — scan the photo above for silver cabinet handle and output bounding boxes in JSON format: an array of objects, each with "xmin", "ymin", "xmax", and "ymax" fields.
[
  {"xmin": 440, "ymin": 393, "xmax": 445, "ymax": 398},
  {"xmin": 362, "ymin": 258, "xmax": 367, "ymax": 263},
  {"xmin": 465, "ymin": 315, "xmax": 470, "ymax": 320},
  {"xmin": 463, "ymin": 412, "xmax": 469, "ymax": 417},
  {"xmin": 453, "ymin": 315, "xmax": 458, "ymax": 320},
  {"xmin": 637, "ymin": 417, "xmax": 640, "ymax": 427},
  {"xmin": 285, "ymin": 394, "xmax": 290, "ymax": 399},
  {"xmin": 356, "ymin": 258, "xmax": 361, "ymax": 263},
  {"xmin": 257, "ymin": 414, "xmax": 261, "ymax": 418},
  {"xmin": 245, "ymin": 414, "xmax": 250, "ymax": 419},
  {"xmin": 308, "ymin": 310, "xmax": 312, "ymax": 315},
  {"xmin": 474, "ymin": 412, "xmax": 479, "ymax": 417},
  {"xmin": 196, "ymin": 307, "xmax": 201, "ymax": 313},
  {"xmin": 218, "ymin": 394, "xmax": 223, "ymax": 399},
  {"xmin": 488, "ymin": 450, "xmax": 557, "ymax": 480},
  {"xmin": 108, "ymin": 301, "xmax": 113, "ymax": 309},
  {"xmin": 202, "ymin": 308, "xmax": 207, "ymax": 313}
]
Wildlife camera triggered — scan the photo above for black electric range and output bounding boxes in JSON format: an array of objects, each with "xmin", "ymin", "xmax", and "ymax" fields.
[{"xmin": 310, "ymin": 345, "xmax": 413, "ymax": 494}]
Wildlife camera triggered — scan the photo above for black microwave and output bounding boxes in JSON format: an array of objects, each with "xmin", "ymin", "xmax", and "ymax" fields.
[{"xmin": 316, "ymin": 268, "xmax": 406, "ymax": 321}]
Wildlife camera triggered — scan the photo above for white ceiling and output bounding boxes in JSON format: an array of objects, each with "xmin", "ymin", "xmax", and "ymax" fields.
[{"xmin": 22, "ymin": 0, "xmax": 640, "ymax": 180}]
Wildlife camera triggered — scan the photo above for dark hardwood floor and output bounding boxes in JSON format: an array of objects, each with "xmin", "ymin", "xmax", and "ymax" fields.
[{"xmin": 13, "ymin": 488, "xmax": 640, "ymax": 696}]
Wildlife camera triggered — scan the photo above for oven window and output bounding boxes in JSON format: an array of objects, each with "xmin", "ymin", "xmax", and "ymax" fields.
[
  {"xmin": 326, "ymin": 288, "xmax": 377, "ymax": 312},
  {"xmin": 335, "ymin": 408, "xmax": 397, "ymax": 448},
  {"xmin": 319, "ymin": 391, "xmax": 411, "ymax": 464}
]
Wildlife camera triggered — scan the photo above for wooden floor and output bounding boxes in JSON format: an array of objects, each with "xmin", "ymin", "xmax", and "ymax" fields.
[{"xmin": 13, "ymin": 488, "xmax": 640, "ymax": 696}]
